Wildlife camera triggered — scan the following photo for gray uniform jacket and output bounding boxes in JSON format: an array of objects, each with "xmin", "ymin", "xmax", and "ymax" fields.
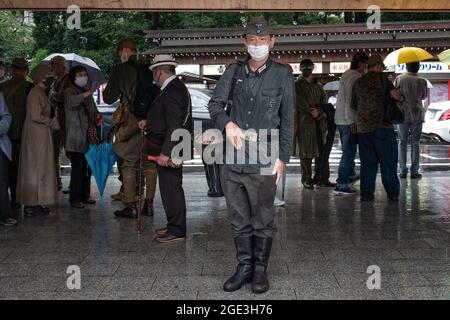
[{"xmin": 208, "ymin": 59, "xmax": 294, "ymax": 174}]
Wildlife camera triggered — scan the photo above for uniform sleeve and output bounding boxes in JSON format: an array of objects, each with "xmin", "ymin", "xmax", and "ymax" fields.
[
  {"xmin": 278, "ymin": 69, "xmax": 294, "ymax": 163},
  {"xmin": 161, "ymin": 90, "xmax": 187, "ymax": 157},
  {"xmin": 0, "ymin": 93, "xmax": 12, "ymax": 136},
  {"xmin": 103, "ymin": 65, "xmax": 123, "ymax": 104},
  {"xmin": 207, "ymin": 64, "xmax": 238, "ymax": 132}
]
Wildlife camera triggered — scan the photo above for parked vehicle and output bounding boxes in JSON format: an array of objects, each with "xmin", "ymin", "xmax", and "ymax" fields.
[{"xmin": 422, "ymin": 101, "xmax": 450, "ymax": 143}]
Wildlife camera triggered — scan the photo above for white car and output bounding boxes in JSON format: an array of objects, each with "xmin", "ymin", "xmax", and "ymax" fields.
[{"xmin": 423, "ymin": 101, "xmax": 450, "ymax": 143}]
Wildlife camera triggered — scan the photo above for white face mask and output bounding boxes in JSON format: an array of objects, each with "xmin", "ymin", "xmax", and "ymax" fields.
[
  {"xmin": 247, "ymin": 45, "xmax": 270, "ymax": 61},
  {"xmin": 75, "ymin": 76, "xmax": 88, "ymax": 88}
]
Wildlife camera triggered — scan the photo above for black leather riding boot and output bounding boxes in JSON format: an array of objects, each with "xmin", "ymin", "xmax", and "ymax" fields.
[
  {"xmin": 252, "ymin": 236, "xmax": 273, "ymax": 294},
  {"xmin": 223, "ymin": 236, "xmax": 253, "ymax": 292}
]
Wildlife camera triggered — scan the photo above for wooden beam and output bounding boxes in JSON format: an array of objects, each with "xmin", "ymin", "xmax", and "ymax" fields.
[{"xmin": 1, "ymin": 0, "xmax": 450, "ymax": 11}]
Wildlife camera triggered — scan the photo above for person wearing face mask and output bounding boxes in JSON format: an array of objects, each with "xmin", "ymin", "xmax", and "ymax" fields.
[
  {"xmin": 16, "ymin": 65, "xmax": 60, "ymax": 217},
  {"xmin": 208, "ymin": 17, "xmax": 294, "ymax": 294},
  {"xmin": 48, "ymin": 55, "xmax": 71, "ymax": 191},
  {"xmin": 294, "ymin": 59, "xmax": 328, "ymax": 190},
  {"xmin": 103, "ymin": 38, "xmax": 160, "ymax": 219},
  {"xmin": 64, "ymin": 66, "xmax": 99, "ymax": 209},
  {"xmin": 0, "ymin": 58, "xmax": 33, "ymax": 210}
]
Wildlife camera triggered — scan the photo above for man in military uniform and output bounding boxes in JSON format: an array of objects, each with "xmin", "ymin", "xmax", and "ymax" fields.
[
  {"xmin": 0, "ymin": 58, "xmax": 32, "ymax": 208},
  {"xmin": 104, "ymin": 39, "xmax": 159, "ymax": 218},
  {"xmin": 48, "ymin": 55, "xmax": 70, "ymax": 191},
  {"xmin": 208, "ymin": 17, "xmax": 294, "ymax": 294},
  {"xmin": 350, "ymin": 55, "xmax": 401, "ymax": 201},
  {"xmin": 294, "ymin": 59, "xmax": 329, "ymax": 189}
]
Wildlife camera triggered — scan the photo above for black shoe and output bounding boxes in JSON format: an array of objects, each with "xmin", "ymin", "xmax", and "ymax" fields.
[
  {"xmin": 83, "ymin": 199, "xmax": 96, "ymax": 205},
  {"xmin": 142, "ymin": 199, "xmax": 154, "ymax": 217},
  {"xmin": 317, "ymin": 181, "xmax": 337, "ymax": 188},
  {"xmin": 223, "ymin": 236, "xmax": 254, "ymax": 292},
  {"xmin": 311, "ymin": 175, "xmax": 320, "ymax": 185},
  {"xmin": 302, "ymin": 182, "xmax": 314, "ymax": 190},
  {"xmin": 361, "ymin": 196, "xmax": 375, "ymax": 202},
  {"xmin": 114, "ymin": 204, "xmax": 137, "ymax": 219},
  {"xmin": 62, "ymin": 188, "xmax": 70, "ymax": 194},
  {"xmin": 39, "ymin": 206, "xmax": 50, "ymax": 215},
  {"xmin": 23, "ymin": 206, "xmax": 40, "ymax": 217},
  {"xmin": 388, "ymin": 195, "xmax": 399, "ymax": 202},
  {"xmin": 207, "ymin": 191, "xmax": 224, "ymax": 198},
  {"xmin": 0, "ymin": 218, "xmax": 17, "ymax": 227},
  {"xmin": 410, "ymin": 173, "xmax": 422, "ymax": 179},
  {"xmin": 252, "ymin": 236, "xmax": 272, "ymax": 294},
  {"xmin": 399, "ymin": 173, "xmax": 407, "ymax": 179}
]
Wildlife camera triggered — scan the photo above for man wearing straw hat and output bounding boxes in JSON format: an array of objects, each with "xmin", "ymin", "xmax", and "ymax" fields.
[{"xmin": 145, "ymin": 54, "xmax": 193, "ymax": 243}]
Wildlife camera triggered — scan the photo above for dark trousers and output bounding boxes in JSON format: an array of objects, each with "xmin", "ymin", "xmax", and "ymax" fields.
[
  {"xmin": 220, "ymin": 165, "xmax": 277, "ymax": 239},
  {"xmin": 0, "ymin": 151, "xmax": 12, "ymax": 221},
  {"xmin": 316, "ymin": 104, "xmax": 336, "ymax": 182},
  {"xmin": 157, "ymin": 165, "xmax": 186, "ymax": 237},
  {"xmin": 203, "ymin": 163, "xmax": 223, "ymax": 195},
  {"xmin": 68, "ymin": 152, "xmax": 91, "ymax": 203},
  {"xmin": 8, "ymin": 140, "xmax": 20, "ymax": 204},
  {"xmin": 358, "ymin": 128, "xmax": 400, "ymax": 199},
  {"xmin": 336, "ymin": 125, "xmax": 358, "ymax": 187}
]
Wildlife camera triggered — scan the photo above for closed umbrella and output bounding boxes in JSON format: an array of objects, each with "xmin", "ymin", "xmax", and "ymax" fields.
[
  {"xmin": 437, "ymin": 49, "xmax": 450, "ymax": 66},
  {"xmin": 384, "ymin": 47, "xmax": 433, "ymax": 67},
  {"xmin": 85, "ymin": 125, "xmax": 117, "ymax": 206},
  {"xmin": 323, "ymin": 81, "xmax": 340, "ymax": 91},
  {"xmin": 40, "ymin": 53, "xmax": 106, "ymax": 85}
]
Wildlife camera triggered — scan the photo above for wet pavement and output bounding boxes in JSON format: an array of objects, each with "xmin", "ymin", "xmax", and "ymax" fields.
[{"xmin": 0, "ymin": 170, "xmax": 450, "ymax": 300}]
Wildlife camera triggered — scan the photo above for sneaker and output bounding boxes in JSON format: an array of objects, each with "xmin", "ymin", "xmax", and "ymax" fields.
[
  {"xmin": 348, "ymin": 174, "xmax": 360, "ymax": 186},
  {"xmin": 154, "ymin": 227, "xmax": 168, "ymax": 236},
  {"xmin": 302, "ymin": 182, "xmax": 314, "ymax": 190},
  {"xmin": 410, "ymin": 173, "xmax": 422, "ymax": 179},
  {"xmin": 0, "ymin": 218, "xmax": 17, "ymax": 227},
  {"xmin": 334, "ymin": 186, "xmax": 357, "ymax": 195},
  {"xmin": 114, "ymin": 204, "xmax": 137, "ymax": 219},
  {"xmin": 155, "ymin": 233, "xmax": 186, "ymax": 243},
  {"xmin": 274, "ymin": 197, "xmax": 286, "ymax": 207},
  {"xmin": 360, "ymin": 196, "xmax": 375, "ymax": 202},
  {"xmin": 399, "ymin": 173, "xmax": 407, "ymax": 179}
]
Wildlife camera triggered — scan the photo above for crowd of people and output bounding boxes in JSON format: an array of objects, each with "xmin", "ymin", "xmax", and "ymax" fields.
[{"xmin": 0, "ymin": 17, "xmax": 430, "ymax": 293}]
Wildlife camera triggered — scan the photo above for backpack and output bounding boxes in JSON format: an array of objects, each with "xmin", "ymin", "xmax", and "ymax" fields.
[{"xmin": 126, "ymin": 60, "xmax": 160, "ymax": 118}]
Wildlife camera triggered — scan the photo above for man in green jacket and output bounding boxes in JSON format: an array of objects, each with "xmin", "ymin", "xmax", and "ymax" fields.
[
  {"xmin": 103, "ymin": 38, "xmax": 159, "ymax": 218},
  {"xmin": 0, "ymin": 58, "xmax": 32, "ymax": 208}
]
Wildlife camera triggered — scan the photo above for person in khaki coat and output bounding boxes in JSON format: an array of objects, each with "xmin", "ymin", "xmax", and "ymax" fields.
[
  {"xmin": 16, "ymin": 65, "xmax": 60, "ymax": 217},
  {"xmin": 294, "ymin": 59, "xmax": 328, "ymax": 189}
]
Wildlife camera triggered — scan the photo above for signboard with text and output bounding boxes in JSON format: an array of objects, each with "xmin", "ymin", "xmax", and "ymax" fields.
[
  {"xmin": 289, "ymin": 63, "xmax": 323, "ymax": 75},
  {"xmin": 395, "ymin": 62, "xmax": 450, "ymax": 74},
  {"xmin": 330, "ymin": 62, "xmax": 351, "ymax": 74}
]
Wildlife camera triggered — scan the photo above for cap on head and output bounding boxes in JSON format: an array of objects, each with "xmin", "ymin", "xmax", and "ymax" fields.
[
  {"xmin": 352, "ymin": 52, "xmax": 369, "ymax": 64},
  {"xmin": 367, "ymin": 54, "xmax": 385, "ymax": 68},
  {"xmin": 117, "ymin": 38, "xmax": 137, "ymax": 53},
  {"xmin": 149, "ymin": 54, "xmax": 178, "ymax": 71},
  {"xmin": 12, "ymin": 58, "xmax": 29, "ymax": 69},
  {"xmin": 300, "ymin": 59, "xmax": 314, "ymax": 69},
  {"xmin": 50, "ymin": 55, "xmax": 67, "ymax": 67},
  {"xmin": 243, "ymin": 17, "xmax": 272, "ymax": 37}
]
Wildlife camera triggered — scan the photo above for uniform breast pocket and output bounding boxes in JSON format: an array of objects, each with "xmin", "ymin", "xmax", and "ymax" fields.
[{"xmin": 261, "ymin": 88, "xmax": 282, "ymax": 113}]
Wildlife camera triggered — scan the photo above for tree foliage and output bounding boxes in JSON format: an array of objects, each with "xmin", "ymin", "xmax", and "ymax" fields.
[{"xmin": 0, "ymin": 11, "xmax": 35, "ymax": 63}]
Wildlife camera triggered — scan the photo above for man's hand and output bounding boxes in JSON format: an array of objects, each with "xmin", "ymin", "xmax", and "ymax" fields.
[
  {"xmin": 225, "ymin": 121, "xmax": 244, "ymax": 150},
  {"xmin": 138, "ymin": 119, "xmax": 147, "ymax": 131},
  {"xmin": 310, "ymin": 108, "xmax": 320, "ymax": 118},
  {"xmin": 155, "ymin": 154, "xmax": 169, "ymax": 167},
  {"xmin": 390, "ymin": 89, "xmax": 402, "ymax": 101},
  {"xmin": 272, "ymin": 159, "xmax": 285, "ymax": 186},
  {"xmin": 350, "ymin": 123, "xmax": 357, "ymax": 134}
]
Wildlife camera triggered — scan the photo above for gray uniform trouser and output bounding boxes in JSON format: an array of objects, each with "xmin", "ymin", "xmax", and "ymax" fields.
[{"xmin": 220, "ymin": 165, "xmax": 277, "ymax": 239}]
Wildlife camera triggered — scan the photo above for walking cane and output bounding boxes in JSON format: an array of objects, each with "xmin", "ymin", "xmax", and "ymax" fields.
[{"xmin": 137, "ymin": 129, "xmax": 145, "ymax": 234}]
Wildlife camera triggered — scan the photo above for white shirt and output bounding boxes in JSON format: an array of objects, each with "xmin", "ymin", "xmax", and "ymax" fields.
[
  {"xmin": 334, "ymin": 69, "xmax": 363, "ymax": 125},
  {"xmin": 161, "ymin": 75, "xmax": 177, "ymax": 91}
]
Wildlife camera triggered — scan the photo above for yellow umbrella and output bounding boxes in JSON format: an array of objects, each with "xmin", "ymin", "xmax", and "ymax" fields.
[
  {"xmin": 384, "ymin": 47, "xmax": 433, "ymax": 66},
  {"xmin": 437, "ymin": 49, "xmax": 450, "ymax": 65}
]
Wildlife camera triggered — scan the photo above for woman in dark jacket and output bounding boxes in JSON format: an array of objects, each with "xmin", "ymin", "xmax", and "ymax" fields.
[{"xmin": 64, "ymin": 66, "xmax": 100, "ymax": 209}]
